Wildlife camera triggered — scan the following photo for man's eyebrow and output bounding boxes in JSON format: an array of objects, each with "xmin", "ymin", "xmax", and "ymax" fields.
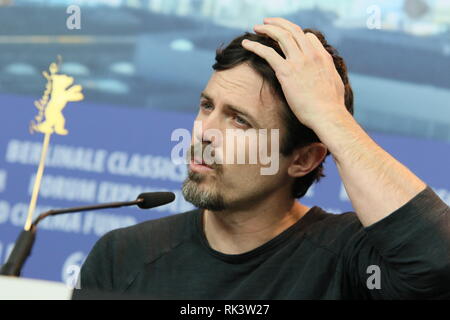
[{"xmin": 200, "ymin": 92, "xmax": 261, "ymax": 127}]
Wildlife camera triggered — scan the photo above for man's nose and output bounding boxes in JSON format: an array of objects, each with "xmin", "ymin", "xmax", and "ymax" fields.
[{"xmin": 194, "ymin": 116, "xmax": 223, "ymax": 148}]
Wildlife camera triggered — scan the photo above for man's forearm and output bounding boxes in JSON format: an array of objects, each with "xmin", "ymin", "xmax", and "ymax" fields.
[{"xmin": 311, "ymin": 107, "xmax": 427, "ymax": 227}]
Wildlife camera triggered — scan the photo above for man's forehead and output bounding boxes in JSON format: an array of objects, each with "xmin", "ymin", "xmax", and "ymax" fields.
[{"xmin": 208, "ymin": 64, "xmax": 268, "ymax": 99}]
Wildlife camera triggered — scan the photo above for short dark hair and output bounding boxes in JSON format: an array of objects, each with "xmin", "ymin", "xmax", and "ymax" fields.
[{"xmin": 212, "ymin": 29, "xmax": 354, "ymax": 198}]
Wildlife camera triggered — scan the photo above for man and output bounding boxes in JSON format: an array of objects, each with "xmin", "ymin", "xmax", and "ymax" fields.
[{"xmin": 79, "ymin": 18, "xmax": 450, "ymax": 299}]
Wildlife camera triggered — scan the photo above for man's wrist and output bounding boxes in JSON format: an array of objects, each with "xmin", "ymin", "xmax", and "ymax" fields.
[
  {"xmin": 302, "ymin": 104, "xmax": 354, "ymax": 135},
  {"xmin": 304, "ymin": 105, "xmax": 369, "ymax": 160}
]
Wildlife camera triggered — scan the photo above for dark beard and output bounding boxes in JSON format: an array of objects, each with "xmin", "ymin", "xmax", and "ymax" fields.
[{"xmin": 181, "ymin": 169, "xmax": 226, "ymax": 211}]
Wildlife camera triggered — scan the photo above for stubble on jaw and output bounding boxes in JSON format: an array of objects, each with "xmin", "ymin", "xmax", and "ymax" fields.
[{"xmin": 182, "ymin": 168, "xmax": 226, "ymax": 211}]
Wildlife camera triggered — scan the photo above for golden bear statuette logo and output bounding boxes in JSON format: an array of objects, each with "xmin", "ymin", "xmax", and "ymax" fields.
[
  {"xmin": 30, "ymin": 58, "xmax": 84, "ymax": 135},
  {"xmin": 24, "ymin": 57, "xmax": 85, "ymax": 231}
]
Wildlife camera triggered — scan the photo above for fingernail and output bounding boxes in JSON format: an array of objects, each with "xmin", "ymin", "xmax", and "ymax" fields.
[{"xmin": 242, "ymin": 39, "xmax": 253, "ymax": 47}]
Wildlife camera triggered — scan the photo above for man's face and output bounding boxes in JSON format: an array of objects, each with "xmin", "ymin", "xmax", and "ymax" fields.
[{"xmin": 182, "ymin": 63, "xmax": 292, "ymax": 211}]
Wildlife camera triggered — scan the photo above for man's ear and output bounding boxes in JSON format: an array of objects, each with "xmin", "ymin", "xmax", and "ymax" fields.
[{"xmin": 287, "ymin": 143, "xmax": 328, "ymax": 178}]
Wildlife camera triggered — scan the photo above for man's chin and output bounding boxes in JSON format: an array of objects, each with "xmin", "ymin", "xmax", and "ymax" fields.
[{"xmin": 181, "ymin": 177, "xmax": 226, "ymax": 211}]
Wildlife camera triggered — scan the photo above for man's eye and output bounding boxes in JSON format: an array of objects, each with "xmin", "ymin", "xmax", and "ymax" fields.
[
  {"xmin": 233, "ymin": 115, "xmax": 250, "ymax": 127},
  {"xmin": 200, "ymin": 102, "xmax": 213, "ymax": 111}
]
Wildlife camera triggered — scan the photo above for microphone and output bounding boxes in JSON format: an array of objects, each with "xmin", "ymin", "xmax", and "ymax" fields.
[
  {"xmin": 0, "ymin": 192, "xmax": 175, "ymax": 276},
  {"xmin": 136, "ymin": 192, "xmax": 176, "ymax": 209}
]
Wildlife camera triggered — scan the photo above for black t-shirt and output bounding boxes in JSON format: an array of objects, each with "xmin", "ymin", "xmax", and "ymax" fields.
[{"xmin": 78, "ymin": 186, "xmax": 450, "ymax": 299}]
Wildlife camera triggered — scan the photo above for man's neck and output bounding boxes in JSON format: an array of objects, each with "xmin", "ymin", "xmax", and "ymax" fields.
[{"xmin": 202, "ymin": 194, "xmax": 311, "ymax": 255}]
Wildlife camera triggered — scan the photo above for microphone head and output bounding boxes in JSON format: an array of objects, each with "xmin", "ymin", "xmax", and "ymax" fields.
[{"xmin": 136, "ymin": 192, "xmax": 175, "ymax": 209}]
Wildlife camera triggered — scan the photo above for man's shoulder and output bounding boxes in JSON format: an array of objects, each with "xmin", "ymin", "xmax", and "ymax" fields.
[
  {"xmin": 112, "ymin": 208, "xmax": 200, "ymax": 242},
  {"xmin": 302, "ymin": 206, "xmax": 364, "ymax": 255},
  {"xmin": 80, "ymin": 209, "xmax": 202, "ymax": 290},
  {"xmin": 305, "ymin": 206, "xmax": 361, "ymax": 228},
  {"xmin": 101, "ymin": 208, "xmax": 201, "ymax": 263}
]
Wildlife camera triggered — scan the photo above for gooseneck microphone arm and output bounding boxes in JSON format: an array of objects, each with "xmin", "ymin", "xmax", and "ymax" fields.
[
  {"xmin": 31, "ymin": 198, "xmax": 144, "ymax": 228},
  {"xmin": 0, "ymin": 192, "xmax": 175, "ymax": 277}
]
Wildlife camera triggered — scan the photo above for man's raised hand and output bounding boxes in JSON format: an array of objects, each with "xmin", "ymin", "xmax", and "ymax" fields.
[{"xmin": 242, "ymin": 17, "xmax": 348, "ymax": 130}]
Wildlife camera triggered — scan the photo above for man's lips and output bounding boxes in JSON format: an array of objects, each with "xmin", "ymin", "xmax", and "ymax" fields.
[{"xmin": 190, "ymin": 158, "xmax": 214, "ymax": 172}]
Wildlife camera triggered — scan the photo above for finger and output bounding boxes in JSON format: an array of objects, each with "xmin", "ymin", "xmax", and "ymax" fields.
[
  {"xmin": 263, "ymin": 17, "xmax": 314, "ymax": 57},
  {"xmin": 305, "ymin": 33, "xmax": 333, "ymax": 62},
  {"xmin": 241, "ymin": 39, "xmax": 288, "ymax": 74},
  {"xmin": 253, "ymin": 24, "xmax": 303, "ymax": 60}
]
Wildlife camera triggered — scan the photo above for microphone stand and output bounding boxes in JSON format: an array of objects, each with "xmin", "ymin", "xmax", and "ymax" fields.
[
  {"xmin": 0, "ymin": 199, "xmax": 143, "ymax": 277},
  {"xmin": 0, "ymin": 226, "xmax": 37, "ymax": 277}
]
